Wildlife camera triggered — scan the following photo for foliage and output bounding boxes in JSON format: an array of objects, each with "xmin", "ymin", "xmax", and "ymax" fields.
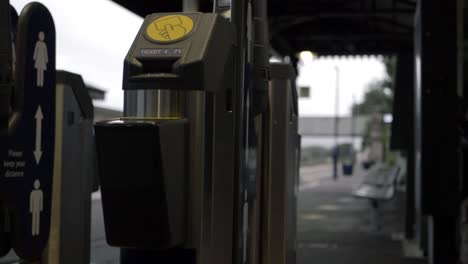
[
  {"xmin": 352, "ymin": 80, "xmax": 393, "ymax": 115},
  {"xmin": 351, "ymin": 57, "xmax": 395, "ymax": 115},
  {"xmin": 300, "ymin": 146, "xmax": 330, "ymax": 166},
  {"xmin": 337, "ymin": 143, "xmax": 356, "ymax": 162},
  {"xmin": 351, "ymin": 57, "xmax": 396, "ymax": 152},
  {"xmin": 300, "ymin": 144, "xmax": 357, "ymax": 166}
]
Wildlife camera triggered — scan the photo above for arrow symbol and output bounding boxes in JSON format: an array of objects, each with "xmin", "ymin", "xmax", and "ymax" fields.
[{"xmin": 34, "ymin": 106, "xmax": 43, "ymax": 164}]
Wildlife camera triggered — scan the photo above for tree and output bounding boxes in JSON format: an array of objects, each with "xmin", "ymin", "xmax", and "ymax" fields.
[
  {"xmin": 352, "ymin": 57, "xmax": 395, "ymax": 151},
  {"xmin": 352, "ymin": 57, "xmax": 395, "ymax": 115},
  {"xmin": 352, "ymin": 80, "xmax": 393, "ymax": 115}
]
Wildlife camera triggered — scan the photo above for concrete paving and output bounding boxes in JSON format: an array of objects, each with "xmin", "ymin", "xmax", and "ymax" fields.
[
  {"xmin": 90, "ymin": 195, "xmax": 120, "ymax": 264},
  {"xmin": 0, "ymin": 162, "xmax": 425, "ymax": 264},
  {"xmin": 297, "ymin": 163, "xmax": 426, "ymax": 264}
]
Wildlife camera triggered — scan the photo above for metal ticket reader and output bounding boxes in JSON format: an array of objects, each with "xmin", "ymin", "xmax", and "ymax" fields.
[
  {"xmin": 0, "ymin": 1, "xmax": 56, "ymax": 261},
  {"xmin": 95, "ymin": 13, "xmax": 237, "ymax": 263},
  {"xmin": 260, "ymin": 63, "xmax": 300, "ymax": 264}
]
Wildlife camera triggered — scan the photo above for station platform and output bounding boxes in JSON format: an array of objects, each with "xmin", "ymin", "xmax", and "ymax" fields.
[
  {"xmin": 88, "ymin": 163, "xmax": 427, "ymax": 264},
  {"xmin": 0, "ymin": 163, "xmax": 426, "ymax": 264},
  {"xmin": 297, "ymin": 164, "xmax": 426, "ymax": 264}
]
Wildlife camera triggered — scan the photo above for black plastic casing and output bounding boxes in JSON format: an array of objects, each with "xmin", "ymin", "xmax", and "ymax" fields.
[
  {"xmin": 123, "ymin": 13, "xmax": 235, "ymax": 93},
  {"xmin": 94, "ymin": 119, "xmax": 188, "ymax": 249}
]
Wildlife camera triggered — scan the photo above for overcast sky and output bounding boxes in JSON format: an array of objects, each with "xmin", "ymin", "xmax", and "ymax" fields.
[
  {"xmin": 297, "ymin": 55, "xmax": 386, "ymax": 117},
  {"xmin": 11, "ymin": 0, "xmax": 386, "ymax": 114}
]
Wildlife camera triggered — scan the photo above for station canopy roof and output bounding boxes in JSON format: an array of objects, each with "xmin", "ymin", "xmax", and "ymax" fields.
[{"xmin": 111, "ymin": 0, "xmax": 416, "ymax": 56}]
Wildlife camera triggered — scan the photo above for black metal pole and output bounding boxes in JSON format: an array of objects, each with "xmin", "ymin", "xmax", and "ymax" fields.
[{"xmin": 252, "ymin": 0, "xmax": 269, "ymax": 115}]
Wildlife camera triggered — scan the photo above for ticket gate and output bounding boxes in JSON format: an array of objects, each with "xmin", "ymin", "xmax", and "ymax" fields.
[
  {"xmin": 95, "ymin": 12, "xmax": 237, "ymax": 263},
  {"xmin": 45, "ymin": 71, "xmax": 96, "ymax": 264},
  {"xmin": 259, "ymin": 63, "xmax": 299, "ymax": 264},
  {"xmin": 0, "ymin": 2, "xmax": 96, "ymax": 262}
]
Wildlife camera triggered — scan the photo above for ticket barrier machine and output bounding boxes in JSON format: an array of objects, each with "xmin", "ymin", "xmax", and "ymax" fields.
[
  {"xmin": 45, "ymin": 71, "xmax": 96, "ymax": 264},
  {"xmin": 0, "ymin": 2, "xmax": 96, "ymax": 262},
  {"xmin": 95, "ymin": 13, "xmax": 237, "ymax": 263},
  {"xmin": 259, "ymin": 63, "xmax": 300, "ymax": 264}
]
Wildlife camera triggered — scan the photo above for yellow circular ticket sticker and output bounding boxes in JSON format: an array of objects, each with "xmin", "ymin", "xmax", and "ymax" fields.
[{"xmin": 146, "ymin": 15, "xmax": 194, "ymax": 43}]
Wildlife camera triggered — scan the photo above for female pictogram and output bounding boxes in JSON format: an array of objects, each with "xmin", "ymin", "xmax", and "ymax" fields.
[{"xmin": 33, "ymin": 31, "xmax": 48, "ymax": 87}]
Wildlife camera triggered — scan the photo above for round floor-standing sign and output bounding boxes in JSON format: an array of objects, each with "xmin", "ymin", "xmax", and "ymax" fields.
[{"xmin": 0, "ymin": 2, "xmax": 55, "ymax": 260}]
